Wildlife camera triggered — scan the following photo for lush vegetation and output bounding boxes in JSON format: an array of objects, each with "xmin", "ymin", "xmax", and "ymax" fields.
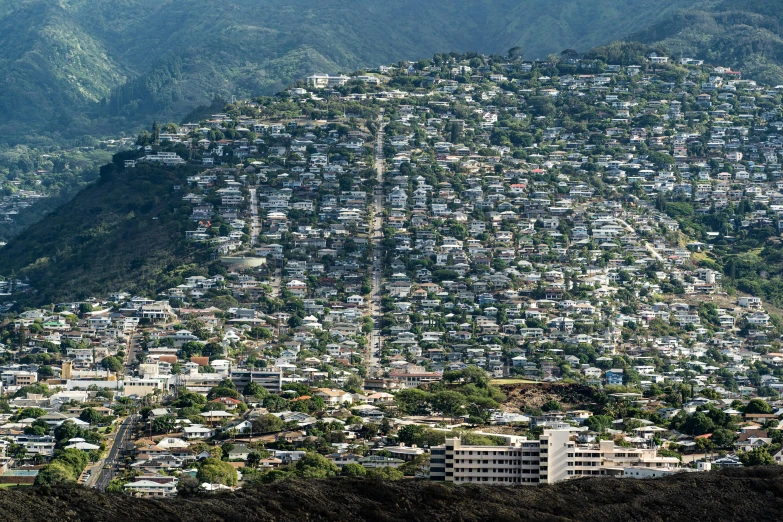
[
  {"xmin": 0, "ymin": 156, "xmax": 210, "ymax": 304},
  {"xmin": 631, "ymin": 0, "xmax": 783, "ymax": 86},
  {"xmin": 656, "ymin": 196, "xmax": 783, "ymax": 309},
  {"xmin": 0, "ymin": 145, "xmax": 114, "ymax": 241},
  {"xmin": 3, "ymin": 0, "xmax": 783, "ymax": 246},
  {"xmin": 0, "ymin": 0, "xmax": 697, "ymax": 142}
]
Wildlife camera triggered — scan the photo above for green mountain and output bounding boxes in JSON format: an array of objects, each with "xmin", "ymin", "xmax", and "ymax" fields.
[
  {"xmin": 630, "ymin": 0, "xmax": 783, "ymax": 86},
  {"xmin": 0, "ymin": 157, "xmax": 206, "ymax": 305},
  {"xmin": 0, "ymin": 0, "xmax": 696, "ymax": 142},
  {"xmin": 0, "ymin": 0, "xmax": 126, "ymax": 142}
]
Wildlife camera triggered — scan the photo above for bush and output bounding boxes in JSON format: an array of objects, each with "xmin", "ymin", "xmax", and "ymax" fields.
[
  {"xmin": 366, "ymin": 466, "xmax": 404, "ymax": 480},
  {"xmin": 176, "ymin": 475, "xmax": 201, "ymax": 497},
  {"xmin": 341, "ymin": 463, "xmax": 367, "ymax": 477},
  {"xmin": 34, "ymin": 462, "xmax": 75, "ymax": 485},
  {"xmin": 294, "ymin": 453, "xmax": 339, "ymax": 479},
  {"xmin": 34, "ymin": 448, "xmax": 88, "ymax": 485},
  {"xmin": 197, "ymin": 458, "xmax": 238, "ymax": 486}
]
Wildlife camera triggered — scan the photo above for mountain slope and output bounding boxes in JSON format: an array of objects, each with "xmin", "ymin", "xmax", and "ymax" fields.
[
  {"xmin": 0, "ymin": 468, "xmax": 782, "ymax": 521},
  {"xmin": 0, "ymin": 0, "xmax": 126, "ymax": 139},
  {"xmin": 0, "ymin": 0, "xmax": 696, "ymax": 142},
  {"xmin": 0, "ymin": 157, "xmax": 203, "ymax": 305},
  {"xmin": 630, "ymin": 0, "xmax": 783, "ymax": 85}
]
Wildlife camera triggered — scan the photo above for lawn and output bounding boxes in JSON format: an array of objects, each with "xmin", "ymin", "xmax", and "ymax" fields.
[{"xmin": 489, "ymin": 378, "xmax": 537, "ymax": 385}]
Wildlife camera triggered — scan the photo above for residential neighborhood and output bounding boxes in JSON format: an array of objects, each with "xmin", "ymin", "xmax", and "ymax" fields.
[{"xmin": 4, "ymin": 51, "xmax": 783, "ymax": 494}]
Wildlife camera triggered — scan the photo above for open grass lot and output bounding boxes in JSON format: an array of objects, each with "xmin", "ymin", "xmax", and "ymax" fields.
[{"xmin": 489, "ymin": 378, "xmax": 537, "ymax": 385}]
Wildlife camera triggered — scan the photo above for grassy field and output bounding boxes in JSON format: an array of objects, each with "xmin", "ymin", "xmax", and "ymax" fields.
[{"xmin": 490, "ymin": 378, "xmax": 537, "ymax": 385}]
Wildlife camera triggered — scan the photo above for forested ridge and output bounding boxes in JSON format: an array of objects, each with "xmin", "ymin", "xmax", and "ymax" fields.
[{"xmin": 0, "ymin": 0, "xmax": 697, "ymax": 143}]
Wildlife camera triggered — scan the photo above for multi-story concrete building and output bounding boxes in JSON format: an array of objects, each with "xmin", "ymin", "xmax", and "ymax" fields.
[
  {"xmin": 430, "ymin": 431, "xmax": 679, "ymax": 485},
  {"xmin": 229, "ymin": 369, "xmax": 283, "ymax": 393}
]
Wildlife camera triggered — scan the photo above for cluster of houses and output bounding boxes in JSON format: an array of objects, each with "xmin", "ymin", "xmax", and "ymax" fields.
[{"xmin": 5, "ymin": 51, "xmax": 783, "ymax": 492}]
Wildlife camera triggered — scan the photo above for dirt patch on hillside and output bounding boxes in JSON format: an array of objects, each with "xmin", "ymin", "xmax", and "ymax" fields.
[{"xmin": 500, "ymin": 383, "xmax": 599, "ymax": 413}]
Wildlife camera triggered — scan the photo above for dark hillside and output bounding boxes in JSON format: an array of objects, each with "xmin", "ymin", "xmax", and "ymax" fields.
[
  {"xmin": 0, "ymin": 160, "xmax": 205, "ymax": 305},
  {"xmin": 0, "ymin": 468, "xmax": 781, "ymax": 521}
]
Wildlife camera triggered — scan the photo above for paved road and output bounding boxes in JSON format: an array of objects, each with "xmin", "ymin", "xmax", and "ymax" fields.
[
  {"xmin": 248, "ymin": 185, "xmax": 260, "ymax": 246},
  {"xmin": 125, "ymin": 331, "xmax": 141, "ymax": 369},
  {"xmin": 616, "ymin": 217, "xmax": 664, "ymax": 262},
  {"xmin": 93, "ymin": 415, "xmax": 136, "ymax": 491},
  {"xmin": 269, "ymin": 261, "xmax": 282, "ymax": 298},
  {"xmin": 367, "ymin": 110, "xmax": 386, "ymax": 378}
]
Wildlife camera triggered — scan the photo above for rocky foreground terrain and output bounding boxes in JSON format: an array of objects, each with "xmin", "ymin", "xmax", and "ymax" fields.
[{"xmin": 1, "ymin": 467, "xmax": 782, "ymax": 522}]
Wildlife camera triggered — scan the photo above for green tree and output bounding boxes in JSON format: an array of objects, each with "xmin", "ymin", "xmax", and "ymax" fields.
[
  {"xmin": 744, "ymin": 399, "xmax": 772, "ymax": 414},
  {"xmin": 431, "ymin": 390, "xmax": 465, "ymax": 420},
  {"xmin": 55, "ymin": 448, "xmax": 88, "ymax": 477},
  {"xmin": 366, "ymin": 466, "xmax": 404, "ymax": 480},
  {"xmin": 202, "ymin": 342, "xmax": 225, "ymax": 359},
  {"xmin": 248, "ymin": 327, "xmax": 273, "ymax": 341},
  {"xmin": 212, "ymin": 295, "xmax": 238, "ymax": 311},
  {"xmin": 281, "ymin": 383, "xmax": 311, "ymax": 397},
  {"xmin": 711, "ymin": 428, "xmax": 737, "ymax": 449},
  {"xmin": 13, "ymin": 383, "xmax": 50, "ymax": 398},
  {"xmin": 244, "ymin": 382, "xmax": 270, "ymax": 398},
  {"xmin": 207, "ymin": 380, "xmax": 240, "ymax": 400},
  {"xmin": 393, "ymin": 388, "xmax": 431, "ymax": 415},
  {"xmin": 24, "ymin": 419, "xmax": 49, "ymax": 436},
  {"xmin": 585, "ymin": 415, "xmax": 613, "ymax": 433},
  {"xmin": 262, "ymin": 394, "xmax": 289, "ymax": 412},
  {"xmin": 294, "ymin": 452, "xmax": 339, "ymax": 478},
  {"xmin": 37, "ymin": 365, "xmax": 55, "ymax": 379},
  {"xmin": 101, "ymin": 356, "xmax": 124, "ymax": 373},
  {"xmin": 197, "ymin": 458, "xmax": 238, "ymax": 486},
  {"xmin": 13, "ymin": 407, "xmax": 47, "ymax": 420},
  {"xmin": 221, "ymin": 442, "xmax": 235, "ymax": 459},
  {"xmin": 176, "ymin": 475, "xmax": 201, "ymax": 497},
  {"xmin": 443, "ymin": 367, "xmax": 490, "ymax": 388},
  {"xmin": 246, "ymin": 452, "xmax": 262, "ymax": 469},
  {"xmin": 152, "ymin": 414, "xmax": 176, "ymax": 433},
  {"xmin": 106, "ymin": 478, "xmax": 126, "ymax": 493},
  {"xmin": 180, "ymin": 341, "xmax": 204, "ymax": 359},
  {"xmin": 7, "ymin": 442, "xmax": 26, "ymax": 460},
  {"xmin": 344, "ymin": 373, "xmax": 364, "ymax": 393},
  {"xmin": 739, "ymin": 446, "xmax": 775, "ymax": 466},
  {"xmin": 341, "ymin": 463, "xmax": 367, "ymax": 477},
  {"xmin": 252, "ymin": 414, "xmax": 284, "ymax": 434},
  {"xmin": 34, "ymin": 462, "xmax": 75, "ymax": 485},
  {"xmin": 397, "ymin": 424, "xmax": 426, "ymax": 445},
  {"xmin": 508, "ymin": 46, "xmax": 524, "ymax": 60},
  {"xmin": 680, "ymin": 412, "xmax": 715, "ymax": 436},
  {"xmin": 173, "ymin": 391, "xmax": 208, "ymax": 408},
  {"xmin": 79, "ymin": 407, "xmax": 103, "ymax": 425},
  {"xmin": 54, "ymin": 420, "xmax": 81, "ymax": 442}
]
